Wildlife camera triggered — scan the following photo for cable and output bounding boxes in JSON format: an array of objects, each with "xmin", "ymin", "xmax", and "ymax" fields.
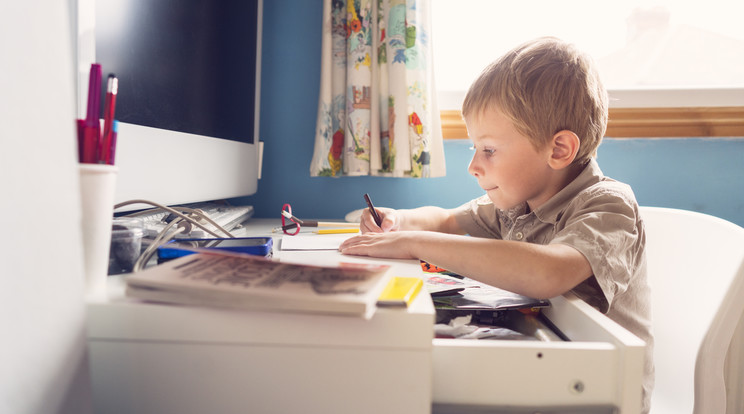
[
  {"xmin": 132, "ymin": 218, "xmax": 186, "ymax": 273},
  {"xmin": 120, "ymin": 200, "xmax": 232, "ymax": 238},
  {"xmin": 116, "ymin": 199, "xmax": 239, "ymax": 272},
  {"xmin": 116, "ymin": 199, "xmax": 235, "ymax": 238}
]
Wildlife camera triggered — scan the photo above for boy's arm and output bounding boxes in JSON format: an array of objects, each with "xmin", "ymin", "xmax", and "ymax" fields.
[
  {"xmin": 362, "ymin": 206, "xmax": 465, "ymax": 235},
  {"xmin": 398, "ymin": 206, "xmax": 464, "ymax": 234},
  {"xmin": 339, "ymin": 231, "xmax": 592, "ymax": 299}
]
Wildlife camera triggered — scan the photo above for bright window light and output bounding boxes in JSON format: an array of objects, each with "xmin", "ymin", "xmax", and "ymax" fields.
[{"xmin": 432, "ymin": 0, "xmax": 744, "ymax": 108}]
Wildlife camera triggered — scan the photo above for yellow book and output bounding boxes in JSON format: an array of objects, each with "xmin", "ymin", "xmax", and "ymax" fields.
[{"xmin": 377, "ymin": 276, "xmax": 424, "ymax": 307}]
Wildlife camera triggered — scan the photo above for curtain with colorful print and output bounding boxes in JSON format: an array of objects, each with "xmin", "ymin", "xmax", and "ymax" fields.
[{"xmin": 310, "ymin": 0, "xmax": 445, "ymax": 178}]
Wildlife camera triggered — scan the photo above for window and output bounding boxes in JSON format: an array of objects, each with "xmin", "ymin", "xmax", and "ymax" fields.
[{"xmin": 432, "ymin": 0, "xmax": 744, "ymax": 138}]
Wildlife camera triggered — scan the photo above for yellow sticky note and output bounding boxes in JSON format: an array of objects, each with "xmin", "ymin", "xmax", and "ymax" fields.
[
  {"xmin": 315, "ymin": 228, "xmax": 360, "ymax": 234},
  {"xmin": 377, "ymin": 277, "xmax": 423, "ymax": 307}
]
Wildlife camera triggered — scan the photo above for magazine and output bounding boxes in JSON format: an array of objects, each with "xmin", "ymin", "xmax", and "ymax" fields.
[
  {"xmin": 124, "ymin": 251, "xmax": 391, "ymax": 319},
  {"xmin": 428, "ymin": 275, "xmax": 550, "ymax": 311},
  {"xmin": 420, "ymin": 263, "xmax": 550, "ymax": 311}
]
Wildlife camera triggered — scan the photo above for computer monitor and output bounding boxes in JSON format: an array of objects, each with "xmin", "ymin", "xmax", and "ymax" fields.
[{"xmin": 75, "ymin": 0, "xmax": 263, "ymax": 211}]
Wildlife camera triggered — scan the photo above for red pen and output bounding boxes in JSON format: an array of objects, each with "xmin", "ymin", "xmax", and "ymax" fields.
[
  {"xmin": 100, "ymin": 74, "xmax": 118, "ymax": 164},
  {"xmin": 81, "ymin": 63, "xmax": 102, "ymax": 163}
]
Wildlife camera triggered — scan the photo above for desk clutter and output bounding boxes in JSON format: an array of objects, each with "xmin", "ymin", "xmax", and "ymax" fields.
[
  {"xmin": 109, "ymin": 201, "xmax": 556, "ymax": 338},
  {"xmin": 110, "ymin": 204, "xmax": 557, "ymax": 341},
  {"xmin": 90, "ymin": 218, "xmax": 645, "ymax": 413},
  {"xmin": 110, "ymin": 203, "xmax": 557, "ymax": 338},
  {"xmin": 420, "ymin": 261, "xmax": 557, "ymax": 342},
  {"xmin": 109, "ymin": 200, "xmax": 256, "ymax": 274},
  {"xmin": 124, "ymin": 251, "xmax": 391, "ymax": 319},
  {"xmin": 278, "ymin": 203, "xmax": 360, "ymax": 235},
  {"xmin": 120, "ymin": 232, "xmax": 557, "ymax": 341}
]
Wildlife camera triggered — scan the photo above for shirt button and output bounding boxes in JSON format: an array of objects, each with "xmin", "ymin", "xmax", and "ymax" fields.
[{"xmin": 515, "ymin": 231, "xmax": 524, "ymax": 240}]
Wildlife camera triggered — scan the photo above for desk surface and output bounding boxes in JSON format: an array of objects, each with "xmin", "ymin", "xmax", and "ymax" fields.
[
  {"xmin": 87, "ymin": 217, "xmax": 645, "ymax": 414},
  {"xmin": 93, "ymin": 216, "xmax": 436, "ymax": 347},
  {"xmin": 88, "ymin": 217, "xmax": 436, "ymax": 414}
]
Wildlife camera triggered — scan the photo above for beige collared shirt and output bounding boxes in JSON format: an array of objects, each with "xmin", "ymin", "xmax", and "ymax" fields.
[{"xmin": 454, "ymin": 158, "xmax": 654, "ymax": 413}]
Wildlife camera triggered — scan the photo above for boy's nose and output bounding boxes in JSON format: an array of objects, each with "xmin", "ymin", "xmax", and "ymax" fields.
[{"xmin": 467, "ymin": 155, "xmax": 481, "ymax": 177}]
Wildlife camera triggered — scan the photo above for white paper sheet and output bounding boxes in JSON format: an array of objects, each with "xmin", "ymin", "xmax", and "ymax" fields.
[{"xmin": 280, "ymin": 233, "xmax": 358, "ymax": 251}]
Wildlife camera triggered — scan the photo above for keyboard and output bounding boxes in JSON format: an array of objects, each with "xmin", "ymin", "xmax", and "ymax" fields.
[{"xmin": 133, "ymin": 202, "xmax": 254, "ymax": 239}]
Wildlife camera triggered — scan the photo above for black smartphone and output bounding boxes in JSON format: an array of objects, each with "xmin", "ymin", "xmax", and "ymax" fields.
[{"xmin": 157, "ymin": 237, "xmax": 273, "ymax": 262}]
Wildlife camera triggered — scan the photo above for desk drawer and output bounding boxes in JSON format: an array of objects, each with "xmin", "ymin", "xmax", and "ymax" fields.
[
  {"xmin": 87, "ymin": 275, "xmax": 435, "ymax": 414},
  {"xmin": 432, "ymin": 294, "xmax": 645, "ymax": 414}
]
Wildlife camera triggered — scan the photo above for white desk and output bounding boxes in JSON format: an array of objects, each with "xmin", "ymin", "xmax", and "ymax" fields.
[{"xmin": 87, "ymin": 219, "xmax": 645, "ymax": 414}]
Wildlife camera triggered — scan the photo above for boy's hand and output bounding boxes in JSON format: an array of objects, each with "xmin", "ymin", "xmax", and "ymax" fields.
[
  {"xmin": 360, "ymin": 207, "xmax": 400, "ymax": 233},
  {"xmin": 339, "ymin": 231, "xmax": 416, "ymax": 259}
]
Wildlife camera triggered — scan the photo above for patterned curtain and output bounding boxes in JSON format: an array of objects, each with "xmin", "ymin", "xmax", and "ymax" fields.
[{"xmin": 310, "ymin": 0, "xmax": 445, "ymax": 178}]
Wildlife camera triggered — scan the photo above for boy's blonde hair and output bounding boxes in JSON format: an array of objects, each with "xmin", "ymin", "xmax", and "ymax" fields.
[{"xmin": 462, "ymin": 37, "xmax": 608, "ymax": 165}]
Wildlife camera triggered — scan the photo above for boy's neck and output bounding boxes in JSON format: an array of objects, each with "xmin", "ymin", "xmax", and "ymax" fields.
[
  {"xmin": 560, "ymin": 161, "xmax": 586, "ymax": 188},
  {"xmin": 527, "ymin": 161, "xmax": 587, "ymax": 213}
]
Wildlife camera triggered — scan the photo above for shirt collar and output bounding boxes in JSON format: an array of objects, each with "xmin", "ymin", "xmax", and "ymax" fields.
[{"xmin": 532, "ymin": 158, "xmax": 604, "ymax": 224}]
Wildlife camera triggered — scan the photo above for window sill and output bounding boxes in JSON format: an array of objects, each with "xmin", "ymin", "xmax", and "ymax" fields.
[{"xmin": 440, "ymin": 107, "xmax": 744, "ymax": 139}]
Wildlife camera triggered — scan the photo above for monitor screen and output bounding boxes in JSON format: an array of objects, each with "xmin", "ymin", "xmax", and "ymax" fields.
[
  {"xmin": 96, "ymin": 0, "xmax": 258, "ymax": 143},
  {"xmin": 76, "ymin": 0, "xmax": 262, "ymax": 210}
]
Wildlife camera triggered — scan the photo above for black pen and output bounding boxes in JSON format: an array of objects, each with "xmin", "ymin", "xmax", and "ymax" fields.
[{"xmin": 363, "ymin": 193, "xmax": 383, "ymax": 227}]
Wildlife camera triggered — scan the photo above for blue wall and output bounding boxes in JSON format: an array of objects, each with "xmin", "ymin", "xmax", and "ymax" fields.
[{"xmin": 237, "ymin": 0, "xmax": 744, "ymax": 228}]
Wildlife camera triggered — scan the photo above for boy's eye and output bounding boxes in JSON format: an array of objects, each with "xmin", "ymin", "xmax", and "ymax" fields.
[{"xmin": 470, "ymin": 145, "xmax": 495, "ymax": 155}]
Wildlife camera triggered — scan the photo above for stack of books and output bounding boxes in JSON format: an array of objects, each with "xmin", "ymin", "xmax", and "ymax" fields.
[{"xmin": 125, "ymin": 251, "xmax": 393, "ymax": 319}]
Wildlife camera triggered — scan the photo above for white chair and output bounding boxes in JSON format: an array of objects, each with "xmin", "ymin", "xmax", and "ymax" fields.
[{"xmin": 639, "ymin": 206, "xmax": 744, "ymax": 414}]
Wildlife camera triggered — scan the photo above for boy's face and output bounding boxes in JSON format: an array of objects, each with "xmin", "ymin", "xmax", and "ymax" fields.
[{"xmin": 465, "ymin": 108, "xmax": 555, "ymax": 211}]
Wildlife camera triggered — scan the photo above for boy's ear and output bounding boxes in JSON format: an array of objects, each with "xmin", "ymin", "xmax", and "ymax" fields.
[{"xmin": 547, "ymin": 130, "xmax": 580, "ymax": 169}]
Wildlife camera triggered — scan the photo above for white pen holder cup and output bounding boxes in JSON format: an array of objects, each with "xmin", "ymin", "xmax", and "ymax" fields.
[{"xmin": 79, "ymin": 164, "xmax": 118, "ymax": 299}]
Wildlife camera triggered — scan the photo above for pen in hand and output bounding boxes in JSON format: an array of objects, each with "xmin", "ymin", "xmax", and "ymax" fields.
[{"xmin": 363, "ymin": 193, "xmax": 383, "ymax": 228}]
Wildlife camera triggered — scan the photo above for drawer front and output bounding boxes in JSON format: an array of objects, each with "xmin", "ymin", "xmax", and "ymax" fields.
[
  {"xmin": 432, "ymin": 294, "xmax": 645, "ymax": 414},
  {"xmin": 432, "ymin": 339, "xmax": 617, "ymax": 406},
  {"xmin": 90, "ymin": 340, "xmax": 432, "ymax": 414}
]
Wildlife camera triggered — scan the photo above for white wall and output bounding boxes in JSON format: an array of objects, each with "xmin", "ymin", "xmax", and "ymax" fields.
[{"xmin": 0, "ymin": 1, "xmax": 92, "ymax": 413}]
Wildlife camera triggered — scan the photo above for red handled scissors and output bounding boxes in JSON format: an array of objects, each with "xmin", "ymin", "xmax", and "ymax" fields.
[{"xmin": 281, "ymin": 204, "xmax": 302, "ymax": 236}]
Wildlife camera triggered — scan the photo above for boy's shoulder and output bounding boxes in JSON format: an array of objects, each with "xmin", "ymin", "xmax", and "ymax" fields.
[
  {"xmin": 557, "ymin": 174, "xmax": 643, "ymax": 238},
  {"xmin": 572, "ymin": 159, "xmax": 637, "ymax": 204},
  {"xmin": 541, "ymin": 159, "xmax": 640, "ymax": 222},
  {"xmin": 577, "ymin": 175, "xmax": 638, "ymax": 208}
]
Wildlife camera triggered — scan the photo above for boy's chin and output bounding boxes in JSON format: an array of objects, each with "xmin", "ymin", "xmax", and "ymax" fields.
[
  {"xmin": 485, "ymin": 194, "xmax": 512, "ymax": 210},
  {"xmin": 484, "ymin": 193, "xmax": 524, "ymax": 211}
]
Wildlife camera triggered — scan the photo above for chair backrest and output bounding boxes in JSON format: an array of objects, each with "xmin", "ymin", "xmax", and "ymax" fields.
[{"xmin": 639, "ymin": 206, "xmax": 744, "ymax": 414}]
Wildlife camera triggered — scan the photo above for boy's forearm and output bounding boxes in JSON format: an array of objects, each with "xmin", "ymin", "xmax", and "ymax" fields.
[
  {"xmin": 342, "ymin": 216, "xmax": 592, "ymax": 298},
  {"xmin": 408, "ymin": 233, "xmax": 591, "ymax": 299},
  {"xmin": 398, "ymin": 206, "xmax": 464, "ymax": 234}
]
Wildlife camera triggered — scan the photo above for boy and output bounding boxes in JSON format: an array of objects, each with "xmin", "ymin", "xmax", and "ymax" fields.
[{"xmin": 339, "ymin": 37, "xmax": 653, "ymax": 413}]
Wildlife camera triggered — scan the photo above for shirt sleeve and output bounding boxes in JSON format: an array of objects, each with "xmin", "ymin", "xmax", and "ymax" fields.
[
  {"xmin": 549, "ymin": 183, "xmax": 644, "ymax": 313},
  {"xmin": 452, "ymin": 195, "xmax": 502, "ymax": 239}
]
